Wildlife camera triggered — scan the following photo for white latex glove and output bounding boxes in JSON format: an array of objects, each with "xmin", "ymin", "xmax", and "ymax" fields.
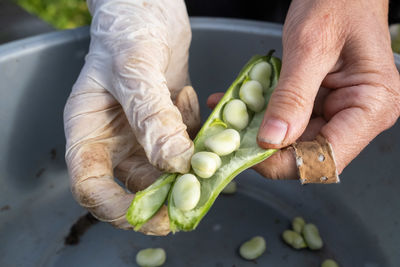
[{"xmin": 63, "ymin": 0, "xmax": 200, "ymax": 235}]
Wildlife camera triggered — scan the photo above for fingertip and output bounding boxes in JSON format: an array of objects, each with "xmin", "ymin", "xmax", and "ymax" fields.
[
  {"xmin": 159, "ymin": 141, "xmax": 193, "ymax": 174},
  {"xmin": 174, "ymin": 86, "xmax": 201, "ymax": 139},
  {"xmin": 257, "ymin": 117, "xmax": 289, "ymax": 149},
  {"xmin": 206, "ymin": 92, "xmax": 225, "ymax": 109},
  {"xmin": 140, "ymin": 205, "xmax": 171, "ymax": 236},
  {"xmin": 257, "ymin": 139, "xmax": 283, "ymax": 150},
  {"xmin": 253, "ymin": 147, "xmax": 298, "ymax": 180}
]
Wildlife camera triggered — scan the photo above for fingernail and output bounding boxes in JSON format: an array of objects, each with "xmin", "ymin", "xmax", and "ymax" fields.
[{"xmin": 259, "ymin": 118, "xmax": 288, "ymax": 145}]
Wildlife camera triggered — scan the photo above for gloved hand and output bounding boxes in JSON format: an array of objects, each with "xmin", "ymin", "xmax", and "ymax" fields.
[{"xmin": 64, "ymin": 0, "xmax": 200, "ymax": 235}]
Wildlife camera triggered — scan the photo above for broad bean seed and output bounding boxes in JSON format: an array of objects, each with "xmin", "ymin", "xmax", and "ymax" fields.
[
  {"xmin": 239, "ymin": 236, "xmax": 266, "ymax": 260},
  {"xmin": 223, "ymin": 99, "xmax": 249, "ymax": 130},
  {"xmin": 136, "ymin": 248, "xmax": 166, "ymax": 267},
  {"xmin": 292, "ymin": 216, "xmax": 306, "ymax": 234},
  {"xmin": 321, "ymin": 259, "xmax": 340, "ymax": 267},
  {"xmin": 282, "ymin": 230, "xmax": 307, "ymax": 249},
  {"xmin": 172, "ymin": 174, "xmax": 201, "ymax": 211},
  {"xmin": 191, "ymin": 151, "xmax": 221, "ymax": 178},
  {"xmin": 302, "ymin": 223, "xmax": 323, "ymax": 250},
  {"xmin": 205, "ymin": 128, "xmax": 240, "ymax": 156},
  {"xmin": 249, "ymin": 61, "xmax": 272, "ymax": 91},
  {"xmin": 239, "ymin": 80, "xmax": 264, "ymax": 112}
]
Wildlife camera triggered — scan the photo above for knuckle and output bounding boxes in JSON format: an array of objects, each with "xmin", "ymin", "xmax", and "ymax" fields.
[
  {"xmin": 382, "ymin": 95, "xmax": 400, "ymax": 130},
  {"xmin": 294, "ymin": 23, "xmax": 321, "ymax": 52},
  {"xmin": 283, "ymin": 16, "xmax": 342, "ymax": 59},
  {"xmin": 72, "ymin": 176, "xmax": 129, "ymax": 222},
  {"xmin": 390, "ymin": 81, "xmax": 400, "ymax": 118},
  {"xmin": 332, "ymin": 84, "xmax": 399, "ymax": 133},
  {"xmin": 366, "ymin": 85, "xmax": 400, "ymax": 130},
  {"xmin": 71, "ymin": 177, "xmax": 99, "ymax": 207}
]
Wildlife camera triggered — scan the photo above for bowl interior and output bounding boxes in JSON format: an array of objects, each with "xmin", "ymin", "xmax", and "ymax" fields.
[{"xmin": 0, "ymin": 18, "xmax": 399, "ymax": 267}]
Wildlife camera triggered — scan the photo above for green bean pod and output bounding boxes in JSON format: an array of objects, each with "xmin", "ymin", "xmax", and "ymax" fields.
[{"xmin": 126, "ymin": 51, "xmax": 281, "ymax": 232}]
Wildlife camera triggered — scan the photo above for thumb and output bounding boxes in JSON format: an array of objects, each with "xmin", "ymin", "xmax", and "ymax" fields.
[
  {"xmin": 258, "ymin": 40, "xmax": 337, "ymax": 149},
  {"xmin": 173, "ymin": 86, "xmax": 201, "ymax": 139}
]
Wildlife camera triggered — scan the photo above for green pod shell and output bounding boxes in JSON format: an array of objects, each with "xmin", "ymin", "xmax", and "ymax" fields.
[
  {"xmin": 126, "ymin": 173, "xmax": 175, "ymax": 231},
  {"xmin": 126, "ymin": 51, "xmax": 281, "ymax": 232}
]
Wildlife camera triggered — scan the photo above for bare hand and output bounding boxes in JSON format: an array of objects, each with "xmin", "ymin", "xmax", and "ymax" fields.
[{"xmin": 209, "ymin": 0, "xmax": 400, "ymax": 179}]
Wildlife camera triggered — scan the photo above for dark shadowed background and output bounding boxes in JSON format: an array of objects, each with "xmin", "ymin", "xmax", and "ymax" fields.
[{"xmin": 2, "ymin": 0, "xmax": 400, "ymax": 51}]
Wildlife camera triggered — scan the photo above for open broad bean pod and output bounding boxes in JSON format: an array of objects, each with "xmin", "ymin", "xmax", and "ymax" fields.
[{"xmin": 126, "ymin": 51, "xmax": 281, "ymax": 232}]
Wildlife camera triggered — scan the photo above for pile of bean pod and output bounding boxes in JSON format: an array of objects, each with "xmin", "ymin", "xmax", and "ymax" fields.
[{"xmin": 172, "ymin": 61, "xmax": 273, "ymax": 212}]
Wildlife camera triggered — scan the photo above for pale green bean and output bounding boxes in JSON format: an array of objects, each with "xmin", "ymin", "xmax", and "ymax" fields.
[
  {"xmin": 239, "ymin": 236, "xmax": 266, "ymax": 260},
  {"xmin": 191, "ymin": 151, "xmax": 221, "ymax": 178},
  {"xmin": 292, "ymin": 216, "xmax": 306, "ymax": 234},
  {"xmin": 222, "ymin": 99, "xmax": 249, "ymax": 130},
  {"xmin": 302, "ymin": 223, "xmax": 323, "ymax": 250},
  {"xmin": 136, "ymin": 248, "xmax": 166, "ymax": 267},
  {"xmin": 321, "ymin": 259, "xmax": 340, "ymax": 267},
  {"xmin": 249, "ymin": 61, "xmax": 272, "ymax": 91},
  {"xmin": 239, "ymin": 80, "xmax": 264, "ymax": 112},
  {"xmin": 282, "ymin": 230, "xmax": 307, "ymax": 249},
  {"xmin": 171, "ymin": 174, "xmax": 201, "ymax": 211},
  {"xmin": 204, "ymin": 128, "xmax": 240, "ymax": 156}
]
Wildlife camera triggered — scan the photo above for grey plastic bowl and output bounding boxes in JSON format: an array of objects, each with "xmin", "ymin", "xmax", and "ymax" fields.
[{"xmin": 0, "ymin": 18, "xmax": 399, "ymax": 267}]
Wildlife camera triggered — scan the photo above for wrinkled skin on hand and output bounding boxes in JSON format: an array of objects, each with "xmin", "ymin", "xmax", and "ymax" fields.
[
  {"xmin": 209, "ymin": 0, "xmax": 400, "ymax": 180},
  {"xmin": 64, "ymin": 0, "xmax": 200, "ymax": 235}
]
